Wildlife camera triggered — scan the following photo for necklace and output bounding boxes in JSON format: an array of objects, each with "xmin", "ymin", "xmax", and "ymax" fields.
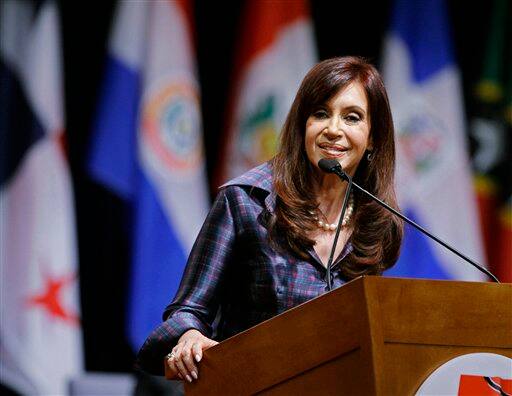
[{"xmin": 315, "ymin": 194, "xmax": 354, "ymax": 231}]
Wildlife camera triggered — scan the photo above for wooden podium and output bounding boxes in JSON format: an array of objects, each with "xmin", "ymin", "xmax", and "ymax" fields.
[{"xmin": 166, "ymin": 277, "xmax": 512, "ymax": 395}]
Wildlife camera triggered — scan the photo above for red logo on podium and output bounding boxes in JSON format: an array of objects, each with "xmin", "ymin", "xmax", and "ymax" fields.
[{"xmin": 458, "ymin": 375, "xmax": 512, "ymax": 396}]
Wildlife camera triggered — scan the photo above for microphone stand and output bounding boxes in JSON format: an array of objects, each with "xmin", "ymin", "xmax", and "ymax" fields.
[
  {"xmin": 320, "ymin": 159, "xmax": 499, "ymax": 283},
  {"xmin": 325, "ymin": 177, "xmax": 352, "ymax": 290}
]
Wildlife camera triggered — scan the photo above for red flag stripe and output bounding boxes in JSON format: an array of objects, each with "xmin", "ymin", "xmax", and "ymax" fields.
[{"xmin": 214, "ymin": 0, "xmax": 312, "ymax": 188}]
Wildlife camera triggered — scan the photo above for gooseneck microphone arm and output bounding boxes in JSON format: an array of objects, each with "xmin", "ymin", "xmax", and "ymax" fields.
[{"xmin": 318, "ymin": 158, "xmax": 499, "ymax": 283}]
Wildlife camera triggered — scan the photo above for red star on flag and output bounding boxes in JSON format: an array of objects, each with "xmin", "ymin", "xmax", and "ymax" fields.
[{"xmin": 26, "ymin": 272, "xmax": 80, "ymax": 325}]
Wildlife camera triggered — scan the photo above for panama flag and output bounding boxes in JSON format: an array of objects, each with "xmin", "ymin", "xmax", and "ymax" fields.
[
  {"xmin": 215, "ymin": 0, "xmax": 317, "ymax": 185},
  {"xmin": 88, "ymin": 0, "xmax": 209, "ymax": 349},
  {"xmin": 382, "ymin": 0, "xmax": 486, "ymax": 280},
  {"xmin": 0, "ymin": 0, "xmax": 83, "ymax": 394}
]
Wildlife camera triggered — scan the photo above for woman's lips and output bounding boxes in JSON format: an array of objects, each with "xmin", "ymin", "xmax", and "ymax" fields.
[{"xmin": 318, "ymin": 143, "xmax": 347, "ymax": 157}]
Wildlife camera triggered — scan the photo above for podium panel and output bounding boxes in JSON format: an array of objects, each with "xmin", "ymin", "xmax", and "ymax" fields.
[{"xmin": 164, "ymin": 277, "xmax": 512, "ymax": 395}]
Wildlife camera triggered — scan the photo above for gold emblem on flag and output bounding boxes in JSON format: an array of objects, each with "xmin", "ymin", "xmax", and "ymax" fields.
[
  {"xmin": 141, "ymin": 80, "xmax": 203, "ymax": 173},
  {"xmin": 238, "ymin": 95, "xmax": 279, "ymax": 167}
]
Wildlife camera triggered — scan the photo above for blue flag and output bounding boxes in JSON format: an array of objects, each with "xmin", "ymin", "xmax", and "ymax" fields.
[
  {"xmin": 382, "ymin": 0, "xmax": 486, "ymax": 280},
  {"xmin": 88, "ymin": 1, "xmax": 209, "ymax": 349}
]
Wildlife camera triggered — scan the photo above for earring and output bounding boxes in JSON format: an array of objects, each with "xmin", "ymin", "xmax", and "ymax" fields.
[{"xmin": 366, "ymin": 151, "xmax": 373, "ymax": 161}]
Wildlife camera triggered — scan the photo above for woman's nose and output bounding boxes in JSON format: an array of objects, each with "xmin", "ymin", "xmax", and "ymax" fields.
[{"xmin": 324, "ymin": 117, "xmax": 342, "ymax": 137}]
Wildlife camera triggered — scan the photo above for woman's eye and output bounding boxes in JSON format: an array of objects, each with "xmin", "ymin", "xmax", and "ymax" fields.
[
  {"xmin": 345, "ymin": 114, "xmax": 361, "ymax": 123},
  {"xmin": 313, "ymin": 110, "xmax": 328, "ymax": 119}
]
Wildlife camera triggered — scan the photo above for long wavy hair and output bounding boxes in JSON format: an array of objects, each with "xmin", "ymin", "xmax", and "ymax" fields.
[{"xmin": 270, "ymin": 56, "xmax": 403, "ymax": 278}]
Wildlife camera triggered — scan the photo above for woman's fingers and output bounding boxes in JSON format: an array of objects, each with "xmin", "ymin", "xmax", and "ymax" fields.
[
  {"xmin": 167, "ymin": 333, "xmax": 219, "ymax": 383},
  {"xmin": 181, "ymin": 340, "xmax": 199, "ymax": 380},
  {"xmin": 174, "ymin": 341, "xmax": 198, "ymax": 382},
  {"xmin": 192, "ymin": 342, "xmax": 203, "ymax": 363},
  {"xmin": 166, "ymin": 354, "xmax": 176, "ymax": 373},
  {"xmin": 173, "ymin": 343, "xmax": 191, "ymax": 382},
  {"xmin": 206, "ymin": 339, "xmax": 219, "ymax": 349},
  {"xmin": 168, "ymin": 361, "xmax": 183, "ymax": 380},
  {"xmin": 174, "ymin": 358, "xmax": 192, "ymax": 383},
  {"xmin": 166, "ymin": 345, "xmax": 186, "ymax": 380},
  {"xmin": 166, "ymin": 349, "xmax": 181, "ymax": 378}
]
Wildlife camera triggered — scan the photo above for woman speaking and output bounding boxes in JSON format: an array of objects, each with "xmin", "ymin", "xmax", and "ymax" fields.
[{"xmin": 136, "ymin": 56, "xmax": 403, "ymax": 382}]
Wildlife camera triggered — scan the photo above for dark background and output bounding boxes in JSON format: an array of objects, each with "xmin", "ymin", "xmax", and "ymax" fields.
[{"xmin": 55, "ymin": 0, "xmax": 492, "ymax": 372}]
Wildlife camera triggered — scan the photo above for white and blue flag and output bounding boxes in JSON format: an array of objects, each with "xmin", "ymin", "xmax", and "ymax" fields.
[
  {"xmin": 382, "ymin": 0, "xmax": 486, "ymax": 280},
  {"xmin": 1, "ymin": 1, "xmax": 83, "ymax": 393},
  {"xmin": 88, "ymin": 0, "xmax": 209, "ymax": 349}
]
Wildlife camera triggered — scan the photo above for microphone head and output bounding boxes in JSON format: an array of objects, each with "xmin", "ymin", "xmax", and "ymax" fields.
[
  {"xmin": 318, "ymin": 158, "xmax": 350, "ymax": 181},
  {"xmin": 318, "ymin": 158, "xmax": 341, "ymax": 173}
]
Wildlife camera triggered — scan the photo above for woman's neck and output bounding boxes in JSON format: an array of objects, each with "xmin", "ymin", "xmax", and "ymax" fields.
[{"xmin": 313, "ymin": 173, "xmax": 348, "ymax": 219}]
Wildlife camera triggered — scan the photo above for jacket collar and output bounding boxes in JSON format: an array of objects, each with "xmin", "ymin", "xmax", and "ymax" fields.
[{"xmin": 220, "ymin": 162, "xmax": 276, "ymax": 211}]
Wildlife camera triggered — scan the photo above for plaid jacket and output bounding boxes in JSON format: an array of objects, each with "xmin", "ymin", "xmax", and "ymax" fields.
[{"xmin": 136, "ymin": 162, "xmax": 351, "ymax": 375}]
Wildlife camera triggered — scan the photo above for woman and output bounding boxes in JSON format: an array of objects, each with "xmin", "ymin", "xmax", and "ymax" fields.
[{"xmin": 135, "ymin": 56, "xmax": 403, "ymax": 382}]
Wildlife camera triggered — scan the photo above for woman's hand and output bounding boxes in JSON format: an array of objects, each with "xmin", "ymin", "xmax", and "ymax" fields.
[{"xmin": 166, "ymin": 329, "xmax": 218, "ymax": 383}]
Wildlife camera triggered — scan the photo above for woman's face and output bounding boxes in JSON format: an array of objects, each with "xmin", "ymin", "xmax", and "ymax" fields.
[{"xmin": 305, "ymin": 81, "xmax": 372, "ymax": 177}]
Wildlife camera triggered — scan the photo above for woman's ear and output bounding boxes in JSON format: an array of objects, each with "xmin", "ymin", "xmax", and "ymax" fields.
[{"xmin": 367, "ymin": 135, "xmax": 374, "ymax": 152}]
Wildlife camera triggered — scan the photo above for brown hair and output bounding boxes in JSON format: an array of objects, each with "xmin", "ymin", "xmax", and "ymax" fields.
[{"xmin": 270, "ymin": 56, "xmax": 403, "ymax": 278}]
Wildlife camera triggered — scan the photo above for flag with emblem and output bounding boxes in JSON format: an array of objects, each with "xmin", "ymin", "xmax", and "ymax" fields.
[
  {"xmin": 469, "ymin": 0, "xmax": 511, "ymax": 282},
  {"xmin": 0, "ymin": 0, "xmax": 83, "ymax": 394},
  {"xmin": 382, "ymin": 0, "xmax": 486, "ymax": 280},
  {"xmin": 87, "ymin": 0, "xmax": 209, "ymax": 349},
  {"xmin": 215, "ymin": 0, "xmax": 317, "ymax": 185}
]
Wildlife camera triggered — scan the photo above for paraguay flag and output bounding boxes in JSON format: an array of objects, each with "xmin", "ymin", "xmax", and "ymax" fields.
[
  {"xmin": 215, "ymin": 0, "xmax": 317, "ymax": 186},
  {"xmin": 382, "ymin": 0, "xmax": 486, "ymax": 280},
  {"xmin": 0, "ymin": 0, "xmax": 83, "ymax": 394},
  {"xmin": 88, "ymin": 0, "xmax": 209, "ymax": 350}
]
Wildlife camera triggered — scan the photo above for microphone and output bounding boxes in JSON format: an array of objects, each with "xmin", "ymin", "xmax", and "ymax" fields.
[{"xmin": 317, "ymin": 158, "xmax": 499, "ymax": 283}]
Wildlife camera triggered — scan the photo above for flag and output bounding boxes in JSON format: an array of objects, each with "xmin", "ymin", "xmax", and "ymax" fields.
[
  {"xmin": 87, "ymin": 0, "xmax": 209, "ymax": 350},
  {"xmin": 215, "ymin": 0, "xmax": 317, "ymax": 185},
  {"xmin": 382, "ymin": 0, "xmax": 486, "ymax": 280},
  {"xmin": 0, "ymin": 0, "xmax": 83, "ymax": 394},
  {"xmin": 470, "ymin": 0, "xmax": 512, "ymax": 282}
]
